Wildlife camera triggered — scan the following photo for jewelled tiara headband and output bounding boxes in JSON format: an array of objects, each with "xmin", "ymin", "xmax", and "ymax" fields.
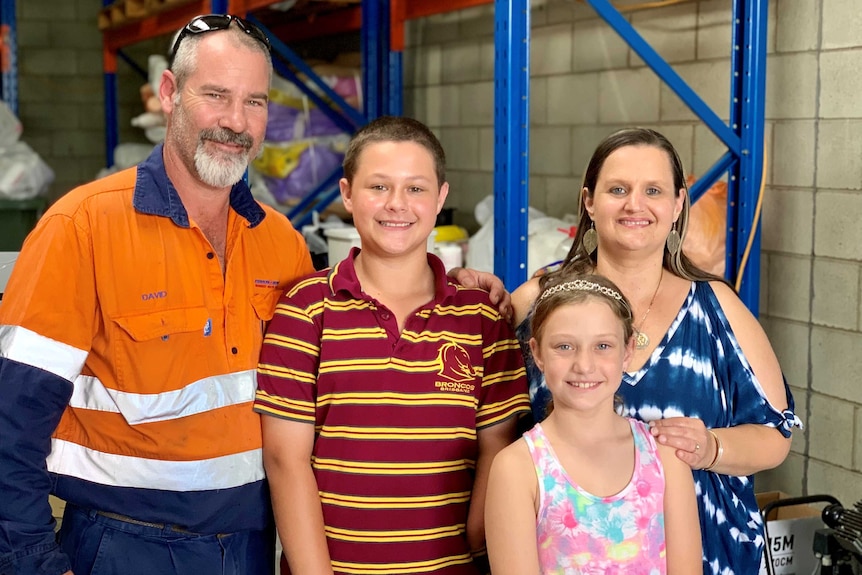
[{"xmin": 537, "ymin": 279, "xmax": 624, "ymax": 303}]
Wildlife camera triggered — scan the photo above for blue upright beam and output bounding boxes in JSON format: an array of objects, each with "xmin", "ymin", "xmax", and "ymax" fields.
[
  {"xmin": 388, "ymin": 51, "xmax": 403, "ymax": 116},
  {"xmin": 728, "ymin": 0, "xmax": 768, "ymax": 315},
  {"xmin": 362, "ymin": 0, "xmax": 383, "ymax": 120},
  {"xmin": 1, "ymin": 0, "xmax": 18, "ymax": 114},
  {"xmin": 493, "ymin": 0, "xmax": 530, "ymax": 291}
]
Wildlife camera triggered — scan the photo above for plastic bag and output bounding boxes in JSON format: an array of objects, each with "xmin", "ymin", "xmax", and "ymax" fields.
[
  {"xmin": 684, "ymin": 177, "xmax": 727, "ymax": 276},
  {"xmin": 466, "ymin": 195, "xmax": 575, "ymax": 278},
  {"xmin": 0, "ymin": 142, "xmax": 54, "ymax": 200}
]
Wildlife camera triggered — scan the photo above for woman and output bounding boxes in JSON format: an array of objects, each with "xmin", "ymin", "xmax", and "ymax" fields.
[{"xmin": 511, "ymin": 127, "xmax": 801, "ymax": 575}]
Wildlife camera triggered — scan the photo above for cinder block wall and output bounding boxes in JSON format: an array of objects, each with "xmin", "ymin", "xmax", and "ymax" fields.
[
  {"xmin": 16, "ymin": 0, "xmax": 156, "ymax": 200},
  {"xmin": 406, "ymin": 0, "xmax": 861, "ymax": 506}
]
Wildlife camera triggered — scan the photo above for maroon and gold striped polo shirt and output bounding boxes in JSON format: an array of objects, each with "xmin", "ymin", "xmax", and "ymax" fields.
[{"xmin": 255, "ymin": 248, "xmax": 530, "ymax": 575}]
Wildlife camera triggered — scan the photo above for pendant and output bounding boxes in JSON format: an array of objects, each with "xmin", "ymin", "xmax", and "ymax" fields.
[{"xmin": 635, "ymin": 330, "xmax": 650, "ymax": 350}]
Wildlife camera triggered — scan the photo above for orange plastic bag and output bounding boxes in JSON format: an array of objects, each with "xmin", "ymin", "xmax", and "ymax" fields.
[{"xmin": 683, "ymin": 177, "xmax": 726, "ymax": 277}]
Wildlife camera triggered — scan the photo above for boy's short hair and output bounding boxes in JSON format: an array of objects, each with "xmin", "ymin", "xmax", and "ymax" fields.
[{"xmin": 342, "ymin": 116, "xmax": 446, "ymax": 187}]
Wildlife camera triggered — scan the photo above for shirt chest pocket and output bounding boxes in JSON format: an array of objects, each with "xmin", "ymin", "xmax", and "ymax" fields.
[{"xmin": 110, "ymin": 306, "xmax": 211, "ymax": 393}]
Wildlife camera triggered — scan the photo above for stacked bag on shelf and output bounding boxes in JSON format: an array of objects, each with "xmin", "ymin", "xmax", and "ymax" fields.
[
  {"xmin": 252, "ymin": 64, "xmax": 360, "ymax": 206},
  {"xmin": 0, "ymin": 101, "xmax": 54, "ymax": 201}
]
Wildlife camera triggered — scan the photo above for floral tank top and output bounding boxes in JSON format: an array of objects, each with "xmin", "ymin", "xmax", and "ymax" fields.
[{"xmin": 523, "ymin": 419, "xmax": 667, "ymax": 575}]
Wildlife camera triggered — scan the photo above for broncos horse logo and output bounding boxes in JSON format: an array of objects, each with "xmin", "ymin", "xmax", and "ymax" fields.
[{"xmin": 436, "ymin": 342, "xmax": 477, "ymax": 383}]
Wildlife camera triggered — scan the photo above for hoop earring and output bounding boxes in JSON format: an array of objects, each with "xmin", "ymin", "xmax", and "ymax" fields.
[
  {"xmin": 583, "ymin": 221, "xmax": 598, "ymax": 255},
  {"xmin": 666, "ymin": 221, "xmax": 681, "ymax": 255}
]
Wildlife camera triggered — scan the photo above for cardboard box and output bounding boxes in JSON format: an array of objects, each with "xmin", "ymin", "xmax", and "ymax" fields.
[{"xmin": 757, "ymin": 491, "xmax": 826, "ymax": 575}]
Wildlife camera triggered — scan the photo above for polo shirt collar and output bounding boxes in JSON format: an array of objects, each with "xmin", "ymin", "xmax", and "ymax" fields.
[
  {"xmin": 328, "ymin": 247, "xmax": 458, "ymax": 304},
  {"xmin": 133, "ymin": 143, "xmax": 267, "ymax": 228}
]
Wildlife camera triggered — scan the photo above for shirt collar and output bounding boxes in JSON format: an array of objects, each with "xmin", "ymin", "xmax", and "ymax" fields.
[
  {"xmin": 133, "ymin": 143, "xmax": 267, "ymax": 228},
  {"xmin": 328, "ymin": 247, "xmax": 457, "ymax": 303}
]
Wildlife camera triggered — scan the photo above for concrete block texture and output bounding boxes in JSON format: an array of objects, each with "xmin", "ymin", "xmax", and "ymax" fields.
[
  {"xmin": 761, "ymin": 317, "xmax": 810, "ymax": 396},
  {"xmin": 629, "ymin": 3, "xmax": 697, "ymax": 66},
  {"xmin": 544, "ymin": 176, "xmax": 581, "ymax": 220},
  {"xmin": 529, "ymin": 126, "xmax": 572, "ymax": 176},
  {"xmin": 807, "ymin": 460, "xmax": 861, "ymax": 510},
  {"xmin": 814, "ymin": 190, "xmax": 862, "ymax": 261},
  {"xmin": 812, "ymin": 259, "xmax": 860, "ymax": 331},
  {"xmin": 761, "ymin": 187, "xmax": 814, "ymax": 256},
  {"xmin": 458, "ymin": 82, "xmax": 494, "ymax": 127},
  {"xmin": 695, "ymin": 0, "xmax": 732, "ymax": 61},
  {"xmin": 816, "ymin": 121, "xmax": 862, "ymax": 191},
  {"xmin": 659, "ymin": 61, "xmax": 730, "ymax": 123},
  {"xmin": 599, "ymin": 68, "xmax": 660, "ymax": 124},
  {"xmin": 16, "ymin": 21, "xmax": 50, "ymax": 49},
  {"xmin": 856, "ymin": 408, "xmax": 862, "ymax": 471},
  {"xmin": 441, "ymin": 42, "xmax": 482, "ymax": 84},
  {"xmin": 766, "ymin": 253, "xmax": 811, "ymax": 323},
  {"xmin": 572, "ymin": 19, "xmax": 629, "ymax": 73},
  {"xmin": 404, "ymin": 45, "xmax": 442, "ymax": 88},
  {"xmin": 820, "ymin": 50, "xmax": 862, "ymax": 119},
  {"xmin": 20, "ymin": 0, "xmax": 77, "ymax": 21},
  {"xmin": 811, "ymin": 327, "xmax": 862, "ymax": 404},
  {"xmin": 754, "ymin": 452, "xmax": 806, "ymax": 497},
  {"xmin": 822, "ymin": 0, "xmax": 862, "ymax": 50},
  {"xmin": 438, "ymin": 128, "xmax": 480, "ymax": 171},
  {"xmin": 531, "ymin": 23, "xmax": 573, "ymax": 76},
  {"xmin": 766, "ymin": 53, "xmax": 818, "ymax": 120},
  {"xmin": 771, "ymin": 121, "xmax": 816, "ymax": 188},
  {"xmin": 531, "ymin": 76, "xmax": 548, "ymax": 125},
  {"xmin": 20, "ymin": 48, "xmax": 79, "ymax": 76},
  {"xmin": 547, "ymin": 73, "xmax": 599, "ymax": 126},
  {"xmin": 808, "ymin": 393, "xmax": 856, "ymax": 469},
  {"xmin": 775, "ymin": 0, "xmax": 820, "ymax": 53},
  {"xmin": 457, "ymin": 5, "xmax": 495, "ymax": 40}
]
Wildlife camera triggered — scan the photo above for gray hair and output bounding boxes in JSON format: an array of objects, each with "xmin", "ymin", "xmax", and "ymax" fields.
[{"xmin": 170, "ymin": 24, "xmax": 273, "ymax": 90}]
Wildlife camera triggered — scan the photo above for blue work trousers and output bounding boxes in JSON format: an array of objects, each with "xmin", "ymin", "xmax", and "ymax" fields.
[{"xmin": 57, "ymin": 505, "xmax": 275, "ymax": 575}]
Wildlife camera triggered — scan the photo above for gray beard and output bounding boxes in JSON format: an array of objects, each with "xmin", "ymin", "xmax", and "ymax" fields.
[{"xmin": 194, "ymin": 142, "xmax": 249, "ymax": 188}]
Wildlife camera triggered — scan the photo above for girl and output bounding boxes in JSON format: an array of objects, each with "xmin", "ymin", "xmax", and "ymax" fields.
[{"xmin": 486, "ymin": 274, "xmax": 701, "ymax": 574}]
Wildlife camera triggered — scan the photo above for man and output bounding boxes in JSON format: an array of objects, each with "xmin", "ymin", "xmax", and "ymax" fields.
[{"xmin": 0, "ymin": 15, "xmax": 313, "ymax": 575}]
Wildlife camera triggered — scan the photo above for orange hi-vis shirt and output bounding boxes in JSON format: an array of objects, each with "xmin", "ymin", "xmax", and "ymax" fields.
[{"xmin": 0, "ymin": 145, "xmax": 314, "ymax": 552}]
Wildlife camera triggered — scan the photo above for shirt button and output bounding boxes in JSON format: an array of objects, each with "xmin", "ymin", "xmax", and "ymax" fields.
[
  {"xmin": 206, "ymin": 252, "xmax": 215, "ymax": 259},
  {"xmin": 231, "ymin": 347, "xmax": 238, "ymax": 354}
]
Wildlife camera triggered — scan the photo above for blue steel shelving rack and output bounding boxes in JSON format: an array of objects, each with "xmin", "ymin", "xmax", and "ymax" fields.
[
  {"xmin": 99, "ymin": 0, "xmax": 767, "ymax": 313},
  {"xmin": 0, "ymin": 0, "xmax": 17, "ymax": 114}
]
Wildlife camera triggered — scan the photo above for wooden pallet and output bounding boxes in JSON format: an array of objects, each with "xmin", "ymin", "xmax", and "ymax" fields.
[{"xmin": 98, "ymin": 0, "xmax": 196, "ymax": 31}]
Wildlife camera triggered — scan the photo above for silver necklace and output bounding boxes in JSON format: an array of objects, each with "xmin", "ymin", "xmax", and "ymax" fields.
[{"xmin": 634, "ymin": 272, "xmax": 662, "ymax": 350}]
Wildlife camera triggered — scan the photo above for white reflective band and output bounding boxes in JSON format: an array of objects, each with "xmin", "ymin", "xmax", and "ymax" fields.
[
  {"xmin": 0, "ymin": 325, "xmax": 87, "ymax": 382},
  {"xmin": 47, "ymin": 439, "xmax": 264, "ymax": 491},
  {"xmin": 69, "ymin": 370, "xmax": 257, "ymax": 425}
]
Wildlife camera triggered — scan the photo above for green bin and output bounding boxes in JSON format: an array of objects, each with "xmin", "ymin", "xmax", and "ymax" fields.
[{"xmin": 0, "ymin": 198, "xmax": 46, "ymax": 251}]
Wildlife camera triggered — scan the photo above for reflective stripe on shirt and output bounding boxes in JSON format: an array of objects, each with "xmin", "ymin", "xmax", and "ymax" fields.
[
  {"xmin": 47, "ymin": 439, "xmax": 264, "ymax": 491},
  {"xmin": 70, "ymin": 369, "xmax": 257, "ymax": 424},
  {"xmin": 0, "ymin": 324, "xmax": 87, "ymax": 382}
]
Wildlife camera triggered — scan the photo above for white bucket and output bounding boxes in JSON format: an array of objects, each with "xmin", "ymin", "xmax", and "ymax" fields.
[{"xmin": 324, "ymin": 227, "xmax": 437, "ymax": 265}]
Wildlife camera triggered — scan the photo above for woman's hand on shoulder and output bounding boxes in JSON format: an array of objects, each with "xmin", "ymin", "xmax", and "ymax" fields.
[
  {"xmin": 650, "ymin": 417, "xmax": 715, "ymax": 470},
  {"xmin": 708, "ymin": 280, "xmax": 787, "ymax": 410}
]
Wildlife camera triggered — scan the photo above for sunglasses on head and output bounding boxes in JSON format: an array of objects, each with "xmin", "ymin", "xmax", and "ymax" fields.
[{"xmin": 169, "ymin": 14, "xmax": 271, "ymax": 67}]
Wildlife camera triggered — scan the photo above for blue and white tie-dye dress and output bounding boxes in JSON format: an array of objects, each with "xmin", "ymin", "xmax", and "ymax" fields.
[{"xmin": 516, "ymin": 281, "xmax": 802, "ymax": 575}]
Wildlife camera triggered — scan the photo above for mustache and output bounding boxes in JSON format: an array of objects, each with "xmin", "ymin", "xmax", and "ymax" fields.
[{"xmin": 200, "ymin": 128, "xmax": 253, "ymax": 150}]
